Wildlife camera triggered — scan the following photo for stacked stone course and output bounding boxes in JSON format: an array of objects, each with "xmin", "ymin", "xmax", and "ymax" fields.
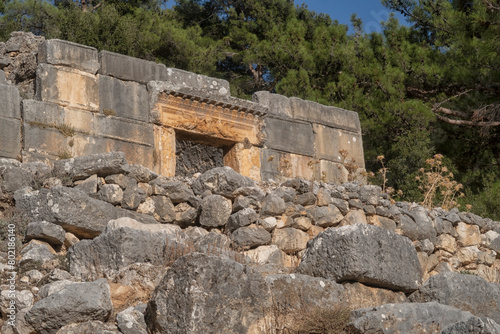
[{"xmin": 0, "ymin": 32, "xmax": 364, "ymax": 184}]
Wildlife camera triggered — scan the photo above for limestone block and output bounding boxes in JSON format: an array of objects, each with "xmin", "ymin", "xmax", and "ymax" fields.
[
  {"xmin": 38, "ymin": 39, "xmax": 99, "ymax": 74},
  {"xmin": 153, "ymin": 125, "xmax": 175, "ymax": 176},
  {"xmin": 264, "ymin": 117, "xmax": 314, "ymax": 156},
  {"xmin": 90, "ymin": 137, "xmax": 156, "ymax": 172},
  {"xmin": 0, "ymin": 70, "xmax": 6, "ymax": 84},
  {"xmin": 99, "ymin": 75, "xmax": 149, "ymax": 122},
  {"xmin": 271, "ymin": 227, "xmax": 309, "ymax": 254},
  {"xmin": 94, "ymin": 114, "xmax": 154, "ymax": 146},
  {"xmin": 436, "ymin": 233, "xmax": 458, "ymax": 253},
  {"xmin": 456, "ymin": 246, "xmax": 480, "ymax": 265},
  {"xmin": 290, "ymin": 97, "xmax": 361, "ymax": 133},
  {"xmin": 456, "ymin": 222, "xmax": 481, "ymax": 247},
  {"xmin": 22, "ymin": 122, "xmax": 76, "ymax": 161},
  {"xmin": 261, "ymin": 149, "xmax": 319, "ymax": 182},
  {"xmin": 36, "ymin": 63, "xmax": 98, "ymax": 111},
  {"xmin": 313, "ymin": 124, "xmax": 365, "ymax": 167},
  {"xmin": 23, "ymin": 99, "xmax": 94, "ymax": 135},
  {"xmin": 158, "ymin": 66, "xmax": 230, "ymax": 97},
  {"xmin": 318, "ymin": 160, "xmax": 349, "ymax": 184},
  {"xmin": 0, "ymin": 116, "xmax": 21, "ymax": 159},
  {"xmin": 99, "ymin": 50, "xmax": 161, "ymax": 83},
  {"xmin": 0, "ymin": 84, "xmax": 21, "ymax": 119},
  {"xmin": 223, "ymin": 143, "xmax": 261, "ymax": 181},
  {"xmin": 252, "ymin": 91, "xmax": 293, "ymax": 118}
]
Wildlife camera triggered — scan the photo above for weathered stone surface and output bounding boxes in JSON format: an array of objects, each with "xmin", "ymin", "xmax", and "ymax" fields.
[
  {"xmin": 199, "ymin": 194, "xmax": 232, "ymax": 227},
  {"xmin": 149, "ymin": 179, "xmax": 194, "ymax": 203},
  {"xmin": 25, "ymin": 221, "xmax": 66, "ymax": 246},
  {"xmin": 145, "ymin": 253, "xmax": 271, "ymax": 334},
  {"xmin": 97, "ymin": 184, "xmax": 123, "ymax": 205},
  {"xmin": 53, "ymin": 152, "xmax": 130, "ymax": 181},
  {"xmin": 99, "ymin": 75, "xmax": 148, "ymax": 122},
  {"xmin": 158, "ymin": 67, "xmax": 231, "ymax": 96},
  {"xmin": 291, "ymin": 216, "xmax": 313, "ymax": 231},
  {"xmin": 294, "ymin": 192, "xmax": 316, "ymax": 206},
  {"xmin": 94, "ymin": 113, "xmax": 154, "ymax": 146},
  {"xmin": 410, "ymin": 272, "xmax": 500, "ymax": 323},
  {"xmin": 299, "ymin": 224, "xmax": 423, "ymax": 292},
  {"xmin": 0, "ymin": 84, "xmax": 21, "ymax": 119},
  {"xmin": 25, "ymin": 279, "xmax": 112, "ymax": 334},
  {"xmin": 231, "ymin": 225, "xmax": 271, "ymax": 250},
  {"xmin": 344, "ymin": 282, "xmax": 409, "ymax": 309},
  {"xmin": 174, "ymin": 202, "xmax": 198, "ymax": 227},
  {"xmin": 350, "ymin": 302, "xmax": 480, "ymax": 334},
  {"xmin": 223, "ymin": 142, "xmax": 261, "ymax": 181},
  {"xmin": 245, "ymin": 245, "xmax": 285, "ymax": 266},
  {"xmin": 15, "ymin": 186, "xmax": 156, "ymax": 238},
  {"xmin": 0, "ymin": 290, "xmax": 34, "ymax": 316},
  {"xmin": 121, "ymin": 185, "xmax": 146, "ymax": 210},
  {"xmin": 340, "ymin": 210, "xmax": 367, "ymax": 226},
  {"xmin": 0, "ymin": 116, "xmax": 21, "ymax": 160},
  {"xmin": 56, "ymin": 321, "xmax": 120, "ymax": 334},
  {"xmin": 99, "ymin": 50, "xmax": 161, "ymax": 83},
  {"xmin": 482, "ymin": 230, "xmax": 500, "ymax": 252},
  {"xmin": 227, "ymin": 207, "xmax": 259, "ymax": 232},
  {"xmin": 260, "ymin": 193, "xmax": 286, "ymax": 217},
  {"xmin": 38, "ymin": 39, "xmax": 99, "ymax": 74},
  {"xmin": 306, "ymin": 204, "xmax": 344, "ymax": 227},
  {"xmin": 290, "ymin": 97, "xmax": 361, "ymax": 133},
  {"xmin": 398, "ymin": 207, "xmax": 437, "ymax": 244},
  {"xmin": 38, "ymin": 280, "xmax": 75, "ymax": 299},
  {"xmin": 253, "ymin": 91, "xmax": 292, "ymax": 118},
  {"xmin": 192, "ymin": 167, "xmax": 255, "ymax": 198},
  {"xmin": 0, "ymin": 165, "xmax": 33, "ymax": 197},
  {"xmin": 68, "ymin": 217, "xmax": 183, "ymax": 280},
  {"xmin": 456, "ymin": 222, "xmax": 481, "ymax": 247},
  {"xmin": 193, "ymin": 230, "xmax": 231, "ymax": 254},
  {"xmin": 116, "ymin": 306, "xmax": 148, "ymax": 334},
  {"xmin": 19, "ymin": 240, "xmax": 55, "ymax": 266},
  {"xmin": 151, "ymin": 195, "xmax": 175, "ymax": 223},
  {"xmin": 264, "ymin": 117, "xmax": 314, "ymax": 156},
  {"xmin": 36, "ymin": 64, "xmax": 98, "ymax": 111},
  {"xmin": 266, "ymin": 273, "xmax": 346, "ymax": 309},
  {"xmin": 272, "ymin": 228, "xmax": 309, "ymax": 254},
  {"xmin": 313, "ymin": 124, "xmax": 365, "ymax": 167},
  {"xmin": 319, "ymin": 160, "xmax": 349, "ymax": 184},
  {"xmin": 440, "ymin": 315, "xmax": 500, "ymax": 334}
]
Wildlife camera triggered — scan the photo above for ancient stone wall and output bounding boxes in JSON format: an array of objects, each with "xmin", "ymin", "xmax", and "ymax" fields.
[{"xmin": 0, "ymin": 32, "xmax": 364, "ymax": 184}]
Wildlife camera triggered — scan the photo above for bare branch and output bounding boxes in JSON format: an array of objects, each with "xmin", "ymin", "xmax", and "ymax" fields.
[
  {"xmin": 435, "ymin": 114, "xmax": 500, "ymax": 127},
  {"xmin": 434, "ymin": 106, "xmax": 469, "ymax": 118}
]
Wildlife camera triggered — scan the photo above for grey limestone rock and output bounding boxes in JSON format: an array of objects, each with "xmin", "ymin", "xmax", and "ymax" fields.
[
  {"xmin": 97, "ymin": 184, "xmax": 123, "ymax": 205},
  {"xmin": 199, "ymin": 194, "xmax": 231, "ymax": 227},
  {"xmin": 410, "ymin": 272, "xmax": 500, "ymax": 324},
  {"xmin": 149, "ymin": 179, "xmax": 194, "ymax": 203},
  {"xmin": 19, "ymin": 240, "xmax": 55, "ymax": 266},
  {"xmin": 152, "ymin": 195, "xmax": 176, "ymax": 223},
  {"xmin": 440, "ymin": 316, "xmax": 500, "ymax": 334},
  {"xmin": 15, "ymin": 186, "xmax": 157, "ymax": 239},
  {"xmin": 25, "ymin": 279, "xmax": 112, "ymax": 334},
  {"xmin": 260, "ymin": 193, "xmax": 286, "ymax": 216},
  {"xmin": 68, "ymin": 217, "xmax": 184, "ymax": 280},
  {"xmin": 226, "ymin": 207, "xmax": 259, "ymax": 232},
  {"xmin": 25, "ymin": 221, "xmax": 66, "ymax": 246},
  {"xmin": 350, "ymin": 302, "xmax": 481, "ymax": 334},
  {"xmin": 294, "ymin": 192, "xmax": 317, "ymax": 206},
  {"xmin": 116, "ymin": 306, "xmax": 148, "ymax": 334},
  {"xmin": 306, "ymin": 204, "xmax": 343, "ymax": 227},
  {"xmin": 231, "ymin": 225, "xmax": 271, "ymax": 250},
  {"xmin": 53, "ymin": 152, "xmax": 130, "ymax": 181},
  {"xmin": 145, "ymin": 253, "xmax": 271, "ymax": 334},
  {"xmin": 298, "ymin": 223, "xmax": 423, "ymax": 292},
  {"xmin": 192, "ymin": 167, "xmax": 255, "ymax": 198},
  {"xmin": 56, "ymin": 321, "xmax": 120, "ymax": 334}
]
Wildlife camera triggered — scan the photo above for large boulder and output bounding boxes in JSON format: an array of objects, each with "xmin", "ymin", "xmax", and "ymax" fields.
[
  {"xmin": 68, "ymin": 217, "xmax": 184, "ymax": 280},
  {"xmin": 53, "ymin": 152, "xmax": 130, "ymax": 181},
  {"xmin": 350, "ymin": 302, "xmax": 486, "ymax": 334},
  {"xmin": 192, "ymin": 167, "xmax": 255, "ymax": 198},
  {"xmin": 145, "ymin": 253, "xmax": 271, "ymax": 334},
  {"xmin": 410, "ymin": 272, "xmax": 500, "ymax": 324},
  {"xmin": 25, "ymin": 221, "xmax": 66, "ymax": 246},
  {"xmin": 298, "ymin": 224, "xmax": 423, "ymax": 292},
  {"xmin": 440, "ymin": 316, "xmax": 500, "ymax": 334},
  {"xmin": 25, "ymin": 279, "xmax": 112, "ymax": 334},
  {"xmin": 15, "ymin": 186, "xmax": 157, "ymax": 238},
  {"xmin": 199, "ymin": 194, "xmax": 231, "ymax": 227}
]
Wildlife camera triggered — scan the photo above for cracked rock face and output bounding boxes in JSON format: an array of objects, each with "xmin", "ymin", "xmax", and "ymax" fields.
[
  {"xmin": 298, "ymin": 223, "xmax": 423, "ymax": 292},
  {"xmin": 145, "ymin": 253, "xmax": 272, "ymax": 334}
]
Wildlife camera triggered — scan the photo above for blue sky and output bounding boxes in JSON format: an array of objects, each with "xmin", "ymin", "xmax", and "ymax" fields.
[{"xmin": 294, "ymin": 0, "xmax": 409, "ymax": 33}]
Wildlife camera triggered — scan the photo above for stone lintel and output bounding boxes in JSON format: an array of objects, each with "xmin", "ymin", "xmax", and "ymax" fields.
[{"xmin": 156, "ymin": 92, "xmax": 265, "ymax": 146}]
